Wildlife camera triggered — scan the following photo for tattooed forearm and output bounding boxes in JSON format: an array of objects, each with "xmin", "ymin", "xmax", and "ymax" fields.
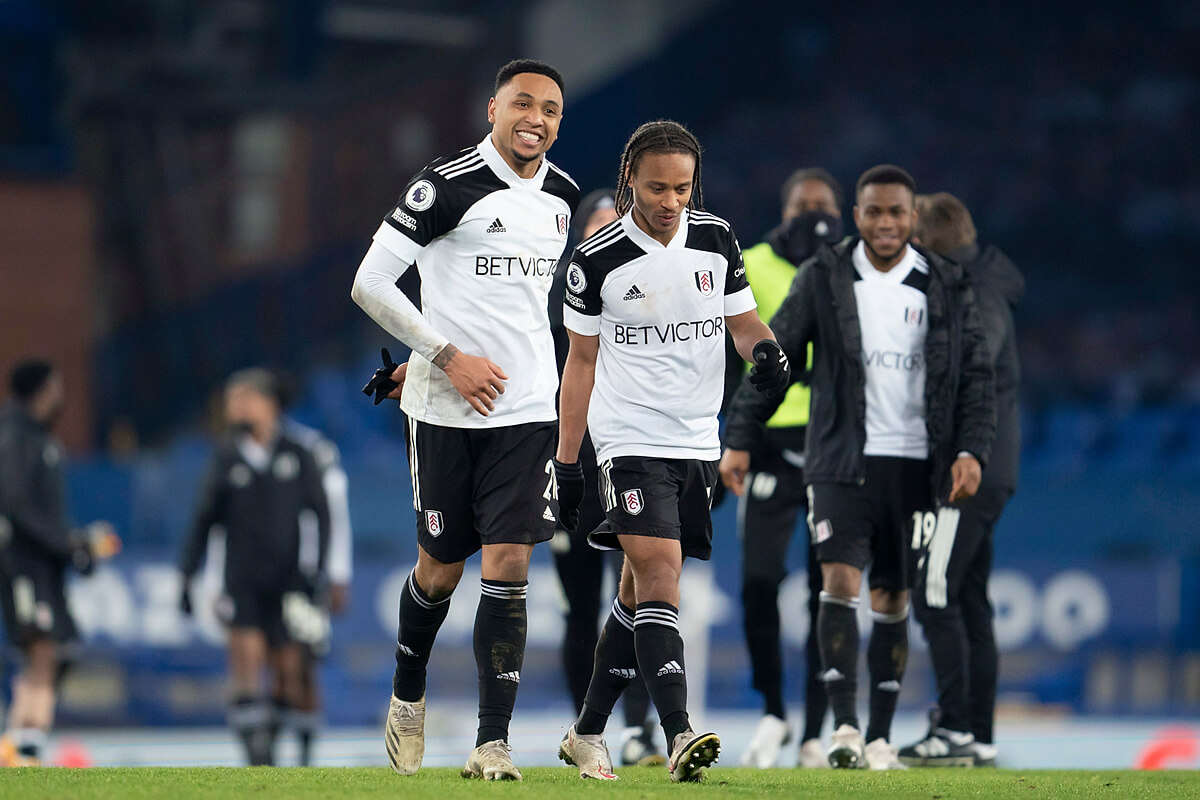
[{"xmin": 433, "ymin": 343, "xmax": 459, "ymax": 370}]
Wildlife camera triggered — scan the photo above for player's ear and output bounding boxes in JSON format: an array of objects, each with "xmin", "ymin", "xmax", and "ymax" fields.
[{"xmin": 487, "ymin": 97, "xmax": 496, "ymax": 124}]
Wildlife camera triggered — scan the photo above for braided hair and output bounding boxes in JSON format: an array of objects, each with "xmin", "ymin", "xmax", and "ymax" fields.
[{"xmin": 614, "ymin": 120, "xmax": 704, "ymax": 216}]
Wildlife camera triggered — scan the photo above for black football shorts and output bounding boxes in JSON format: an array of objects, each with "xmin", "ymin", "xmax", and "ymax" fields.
[
  {"xmin": 806, "ymin": 456, "xmax": 931, "ymax": 592},
  {"xmin": 405, "ymin": 418, "xmax": 557, "ymax": 564},
  {"xmin": 589, "ymin": 456, "xmax": 719, "ymax": 561}
]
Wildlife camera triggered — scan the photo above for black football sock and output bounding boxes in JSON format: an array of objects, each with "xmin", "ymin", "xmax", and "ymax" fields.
[
  {"xmin": 865, "ymin": 609, "xmax": 909, "ymax": 744},
  {"xmin": 392, "ymin": 569, "xmax": 452, "ymax": 702},
  {"xmin": 577, "ymin": 599, "xmax": 638, "ymax": 735},
  {"xmin": 474, "ymin": 579, "xmax": 528, "ymax": 746},
  {"xmin": 229, "ymin": 695, "xmax": 274, "ymax": 766},
  {"xmin": 743, "ymin": 577, "xmax": 786, "ymax": 719},
  {"xmin": 287, "ymin": 708, "xmax": 320, "ymax": 766},
  {"xmin": 634, "ymin": 602, "xmax": 690, "ymax": 747},
  {"xmin": 818, "ymin": 591, "xmax": 861, "ymax": 731},
  {"xmin": 802, "ymin": 550, "xmax": 828, "ymax": 742},
  {"xmin": 622, "ymin": 674, "xmax": 653, "ymax": 731}
]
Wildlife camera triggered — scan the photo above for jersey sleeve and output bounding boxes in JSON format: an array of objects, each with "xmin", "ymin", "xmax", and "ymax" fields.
[
  {"xmin": 373, "ymin": 168, "xmax": 458, "ymax": 264},
  {"xmin": 723, "ymin": 230, "xmax": 757, "ymax": 315},
  {"xmin": 562, "ymin": 250, "xmax": 603, "ymax": 336}
]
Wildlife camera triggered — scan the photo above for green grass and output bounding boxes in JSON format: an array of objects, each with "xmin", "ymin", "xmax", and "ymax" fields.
[{"xmin": 1, "ymin": 767, "xmax": 1197, "ymax": 799}]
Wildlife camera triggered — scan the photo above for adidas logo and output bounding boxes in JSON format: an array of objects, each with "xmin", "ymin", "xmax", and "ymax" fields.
[
  {"xmin": 877, "ymin": 680, "xmax": 902, "ymax": 692},
  {"xmin": 496, "ymin": 671, "xmax": 521, "ymax": 683},
  {"xmin": 398, "ymin": 644, "xmax": 416, "ymax": 657},
  {"xmin": 623, "ymin": 284, "xmax": 646, "ymax": 300},
  {"xmin": 609, "ymin": 668, "xmax": 637, "ymax": 679},
  {"xmin": 543, "ymin": 506, "xmax": 556, "ymax": 521},
  {"xmin": 656, "ymin": 660, "xmax": 683, "ymax": 677},
  {"xmin": 486, "ymin": 218, "xmax": 507, "ymax": 234}
]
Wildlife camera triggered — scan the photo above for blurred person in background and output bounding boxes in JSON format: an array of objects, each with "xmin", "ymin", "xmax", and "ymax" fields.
[
  {"xmin": 718, "ymin": 168, "xmax": 844, "ymax": 769},
  {"xmin": 179, "ymin": 369, "xmax": 331, "ymax": 766},
  {"xmin": 554, "ymin": 120, "xmax": 790, "ymax": 782},
  {"xmin": 0, "ymin": 359, "xmax": 120, "ymax": 766},
  {"xmin": 898, "ymin": 192, "xmax": 1023, "ymax": 768},
  {"xmin": 723, "ymin": 165, "xmax": 995, "ymax": 770},
  {"xmin": 279, "ymin": 401, "xmax": 353, "ymax": 767},
  {"xmin": 548, "ymin": 188, "xmax": 662, "ymax": 767},
  {"xmin": 352, "ymin": 59, "xmax": 578, "ymax": 781}
]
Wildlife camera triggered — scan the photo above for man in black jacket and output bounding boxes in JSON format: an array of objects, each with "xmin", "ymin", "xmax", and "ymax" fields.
[
  {"xmin": 899, "ymin": 192, "xmax": 1023, "ymax": 768},
  {"xmin": 179, "ymin": 368, "xmax": 331, "ymax": 766},
  {"xmin": 0, "ymin": 359, "xmax": 119, "ymax": 765},
  {"xmin": 723, "ymin": 165, "xmax": 995, "ymax": 770}
]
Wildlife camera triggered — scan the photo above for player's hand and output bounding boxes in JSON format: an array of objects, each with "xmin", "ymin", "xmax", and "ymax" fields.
[
  {"xmin": 440, "ymin": 348, "xmax": 508, "ymax": 417},
  {"xmin": 179, "ymin": 581, "xmax": 193, "ymax": 617},
  {"xmin": 949, "ymin": 454, "xmax": 982, "ymax": 503},
  {"xmin": 362, "ymin": 347, "xmax": 403, "ymax": 405},
  {"xmin": 749, "ymin": 339, "xmax": 791, "ymax": 397},
  {"xmin": 719, "ymin": 448, "xmax": 752, "ymax": 496},
  {"xmin": 385, "ymin": 362, "xmax": 408, "ymax": 402},
  {"xmin": 86, "ymin": 521, "xmax": 121, "ymax": 561},
  {"xmin": 553, "ymin": 459, "xmax": 585, "ymax": 534},
  {"xmin": 329, "ymin": 583, "xmax": 350, "ymax": 616}
]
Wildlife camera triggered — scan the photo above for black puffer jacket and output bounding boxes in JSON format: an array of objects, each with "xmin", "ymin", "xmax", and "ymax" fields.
[
  {"xmin": 950, "ymin": 242, "xmax": 1023, "ymax": 492},
  {"xmin": 725, "ymin": 237, "xmax": 996, "ymax": 504}
]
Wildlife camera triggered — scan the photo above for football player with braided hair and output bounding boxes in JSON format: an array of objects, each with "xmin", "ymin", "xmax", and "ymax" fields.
[{"xmin": 554, "ymin": 120, "xmax": 790, "ymax": 782}]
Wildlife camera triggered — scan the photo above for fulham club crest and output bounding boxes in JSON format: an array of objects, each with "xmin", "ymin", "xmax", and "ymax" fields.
[
  {"xmin": 556, "ymin": 213, "xmax": 568, "ymax": 237},
  {"xmin": 622, "ymin": 489, "xmax": 644, "ymax": 515},
  {"xmin": 425, "ymin": 510, "xmax": 444, "ymax": 536},
  {"xmin": 694, "ymin": 270, "xmax": 715, "ymax": 297}
]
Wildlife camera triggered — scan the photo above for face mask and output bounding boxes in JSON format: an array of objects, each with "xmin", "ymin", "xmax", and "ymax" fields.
[
  {"xmin": 229, "ymin": 420, "xmax": 255, "ymax": 436},
  {"xmin": 780, "ymin": 210, "xmax": 843, "ymax": 265}
]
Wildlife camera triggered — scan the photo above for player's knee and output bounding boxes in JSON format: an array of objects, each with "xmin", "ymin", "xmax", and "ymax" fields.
[
  {"xmin": 414, "ymin": 558, "xmax": 464, "ymax": 599},
  {"xmin": 820, "ymin": 564, "xmax": 860, "ymax": 599},
  {"xmin": 870, "ymin": 588, "xmax": 908, "ymax": 617},
  {"xmin": 480, "ymin": 543, "xmax": 532, "ymax": 582}
]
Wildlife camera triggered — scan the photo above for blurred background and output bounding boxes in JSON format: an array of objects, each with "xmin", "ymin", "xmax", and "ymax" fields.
[{"xmin": 1, "ymin": 0, "xmax": 1199, "ymax": 768}]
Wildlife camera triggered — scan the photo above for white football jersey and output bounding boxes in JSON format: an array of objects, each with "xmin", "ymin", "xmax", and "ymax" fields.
[
  {"xmin": 852, "ymin": 240, "xmax": 930, "ymax": 458},
  {"xmin": 563, "ymin": 209, "xmax": 757, "ymax": 461},
  {"xmin": 372, "ymin": 135, "xmax": 579, "ymax": 428}
]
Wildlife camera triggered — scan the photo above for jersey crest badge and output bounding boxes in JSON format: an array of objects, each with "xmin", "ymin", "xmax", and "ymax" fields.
[
  {"xmin": 557, "ymin": 213, "xmax": 568, "ymax": 237},
  {"xmin": 694, "ymin": 269, "xmax": 715, "ymax": 297},
  {"xmin": 425, "ymin": 510, "xmax": 444, "ymax": 536},
  {"xmin": 621, "ymin": 489, "xmax": 644, "ymax": 516},
  {"xmin": 273, "ymin": 452, "xmax": 300, "ymax": 481},
  {"xmin": 405, "ymin": 180, "xmax": 436, "ymax": 212}
]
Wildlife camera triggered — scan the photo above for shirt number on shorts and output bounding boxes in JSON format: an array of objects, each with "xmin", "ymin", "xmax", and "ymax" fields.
[
  {"xmin": 911, "ymin": 511, "xmax": 937, "ymax": 550},
  {"xmin": 543, "ymin": 459, "xmax": 557, "ymax": 501}
]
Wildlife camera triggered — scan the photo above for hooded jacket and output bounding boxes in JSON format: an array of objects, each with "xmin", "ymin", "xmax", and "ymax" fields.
[
  {"xmin": 725, "ymin": 237, "xmax": 996, "ymax": 504},
  {"xmin": 950, "ymin": 242, "xmax": 1024, "ymax": 491}
]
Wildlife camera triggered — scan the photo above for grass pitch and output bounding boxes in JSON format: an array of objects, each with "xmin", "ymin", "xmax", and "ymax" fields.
[{"xmin": 1, "ymin": 766, "xmax": 1197, "ymax": 799}]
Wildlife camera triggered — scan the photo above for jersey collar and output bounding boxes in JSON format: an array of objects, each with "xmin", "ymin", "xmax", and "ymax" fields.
[
  {"xmin": 852, "ymin": 239, "xmax": 918, "ymax": 283},
  {"xmin": 621, "ymin": 208, "xmax": 690, "ymax": 252},
  {"xmin": 479, "ymin": 134, "xmax": 549, "ymax": 189}
]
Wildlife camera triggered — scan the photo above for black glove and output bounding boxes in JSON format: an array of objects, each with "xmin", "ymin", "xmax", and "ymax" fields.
[
  {"xmin": 179, "ymin": 582, "xmax": 193, "ymax": 617},
  {"xmin": 553, "ymin": 459, "xmax": 585, "ymax": 534},
  {"xmin": 361, "ymin": 347, "xmax": 402, "ymax": 405},
  {"xmin": 749, "ymin": 339, "xmax": 791, "ymax": 397}
]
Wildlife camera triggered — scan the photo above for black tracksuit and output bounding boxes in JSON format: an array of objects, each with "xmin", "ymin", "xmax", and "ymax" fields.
[
  {"xmin": 0, "ymin": 404, "xmax": 91, "ymax": 645},
  {"xmin": 725, "ymin": 237, "xmax": 996, "ymax": 499},
  {"xmin": 180, "ymin": 431, "xmax": 330, "ymax": 628},
  {"xmin": 911, "ymin": 243, "xmax": 1024, "ymax": 743}
]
